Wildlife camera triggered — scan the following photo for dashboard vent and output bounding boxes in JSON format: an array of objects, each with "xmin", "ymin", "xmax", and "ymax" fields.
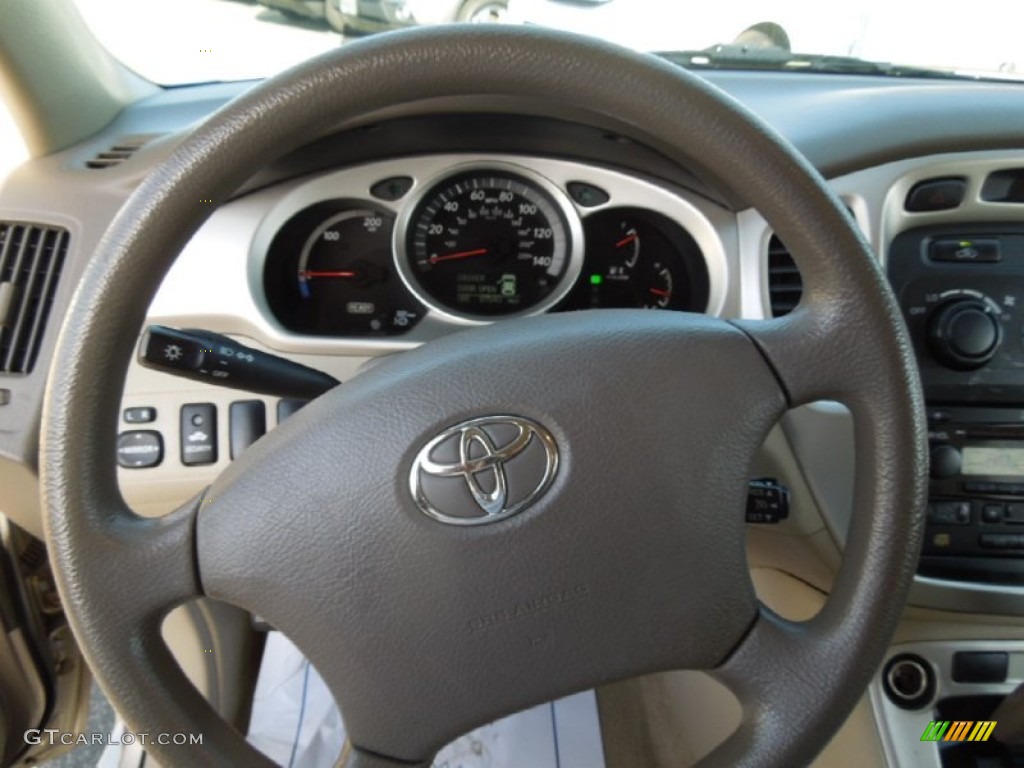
[
  {"xmin": 0, "ymin": 223, "xmax": 69, "ymax": 374},
  {"xmin": 84, "ymin": 134, "xmax": 157, "ymax": 169},
  {"xmin": 766, "ymin": 234, "xmax": 802, "ymax": 317}
]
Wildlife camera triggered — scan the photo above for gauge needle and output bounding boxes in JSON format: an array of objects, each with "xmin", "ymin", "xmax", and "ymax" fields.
[
  {"xmin": 300, "ymin": 270, "xmax": 358, "ymax": 278},
  {"xmin": 429, "ymin": 248, "xmax": 488, "ymax": 264},
  {"xmin": 616, "ymin": 234, "xmax": 638, "ymax": 248},
  {"xmin": 649, "ymin": 288, "xmax": 670, "ymax": 298}
]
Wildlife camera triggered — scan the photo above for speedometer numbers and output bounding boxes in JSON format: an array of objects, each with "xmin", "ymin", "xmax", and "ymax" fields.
[{"xmin": 401, "ymin": 172, "xmax": 577, "ymax": 318}]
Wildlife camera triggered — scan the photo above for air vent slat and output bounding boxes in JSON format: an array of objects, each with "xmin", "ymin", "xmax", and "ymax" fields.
[
  {"xmin": 20, "ymin": 229, "xmax": 67, "ymax": 372},
  {"xmin": 0, "ymin": 228, "xmax": 32, "ymax": 372},
  {"xmin": 766, "ymin": 233, "xmax": 802, "ymax": 317},
  {"xmin": 84, "ymin": 133, "xmax": 160, "ymax": 170},
  {"xmin": 0, "ymin": 223, "xmax": 14, "ymax": 281},
  {"xmin": 0, "ymin": 223, "xmax": 69, "ymax": 375}
]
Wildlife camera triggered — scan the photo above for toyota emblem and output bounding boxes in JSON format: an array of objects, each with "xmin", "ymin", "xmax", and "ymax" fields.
[{"xmin": 410, "ymin": 416, "xmax": 559, "ymax": 525}]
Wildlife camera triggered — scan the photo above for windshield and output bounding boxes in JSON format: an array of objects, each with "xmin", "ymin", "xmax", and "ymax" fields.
[{"xmin": 72, "ymin": 0, "xmax": 1024, "ymax": 85}]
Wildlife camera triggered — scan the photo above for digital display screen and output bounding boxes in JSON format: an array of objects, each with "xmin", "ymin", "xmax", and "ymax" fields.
[{"xmin": 961, "ymin": 446, "xmax": 1024, "ymax": 477}]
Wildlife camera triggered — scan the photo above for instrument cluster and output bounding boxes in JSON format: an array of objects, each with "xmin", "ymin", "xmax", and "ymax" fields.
[{"xmin": 261, "ymin": 157, "xmax": 722, "ymax": 338}]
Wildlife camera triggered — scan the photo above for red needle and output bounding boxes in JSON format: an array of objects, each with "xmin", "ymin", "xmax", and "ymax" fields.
[
  {"xmin": 430, "ymin": 248, "xmax": 488, "ymax": 265},
  {"xmin": 616, "ymin": 234, "xmax": 638, "ymax": 248},
  {"xmin": 649, "ymin": 288, "xmax": 670, "ymax": 298},
  {"xmin": 301, "ymin": 270, "xmax": 358, "ymax": 278}
]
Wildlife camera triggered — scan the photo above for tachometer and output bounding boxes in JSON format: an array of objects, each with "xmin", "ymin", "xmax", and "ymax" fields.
[{"xmin": 398, "ymin": 170, "xmax": 581, "ymax": 319}]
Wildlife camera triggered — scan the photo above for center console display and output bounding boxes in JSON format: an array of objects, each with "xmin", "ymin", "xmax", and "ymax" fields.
[{"xmin": 962, "ymin": 446, "xmax": 1024, "ymax": 477}]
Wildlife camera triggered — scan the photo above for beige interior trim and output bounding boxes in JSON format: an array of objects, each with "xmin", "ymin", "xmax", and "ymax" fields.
[
  {"xmin": 596, "ymin": 568, "xmax": 886, "ymax": 767},
  {"xmin": 0, "ymin": 0, "xmax": 156, "ymax": 156}
]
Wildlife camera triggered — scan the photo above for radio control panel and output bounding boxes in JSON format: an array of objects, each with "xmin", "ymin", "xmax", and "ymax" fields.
[
  {"xmin": 889, "ymin": 225, "xmax": 1024, "ymax": 404},
  {"xmin": 888, "ymin": 225, "xmax": 1024, "ymax": 584}
]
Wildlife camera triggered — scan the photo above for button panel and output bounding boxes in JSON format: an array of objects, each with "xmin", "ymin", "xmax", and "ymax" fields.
[{"xmin": 181, "ymin": 403, "xmax": 217, "ymax": 466}]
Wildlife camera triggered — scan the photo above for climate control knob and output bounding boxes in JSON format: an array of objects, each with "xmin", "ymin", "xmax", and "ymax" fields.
[{"xmin": 927, "ymin": 299, "xmax": 1002, "ymax": 370}]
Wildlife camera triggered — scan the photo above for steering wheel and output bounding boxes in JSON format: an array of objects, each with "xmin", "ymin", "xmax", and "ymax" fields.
[{"xmin": 40, "ymin": 25, "xmax": 927, "ymax": 768}]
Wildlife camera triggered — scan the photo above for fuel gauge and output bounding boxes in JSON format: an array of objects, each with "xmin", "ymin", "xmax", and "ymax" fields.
[{"xmin": 559, "ymin": 208, "xmax": 709, "ymax": 312}]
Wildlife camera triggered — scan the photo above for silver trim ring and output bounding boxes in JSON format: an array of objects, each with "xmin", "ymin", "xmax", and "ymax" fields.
[
  {"xmin": 393, "ymin": 161, "xmax": 586, "ymax": 324},
  {"xmin": 410, "ymin": 415, "xmax": 559, "ymax": 525}
]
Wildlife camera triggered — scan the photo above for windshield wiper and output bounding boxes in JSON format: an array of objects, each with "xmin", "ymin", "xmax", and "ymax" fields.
[{"xmin": 657, "ymin": 45, "xmax": 966, "ymax": 80}]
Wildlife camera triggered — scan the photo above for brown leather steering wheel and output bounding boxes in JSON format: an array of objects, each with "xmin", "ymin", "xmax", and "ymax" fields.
[{"xmin": 41, "ymin": 25, "xmax": 927, "ymax": 768}]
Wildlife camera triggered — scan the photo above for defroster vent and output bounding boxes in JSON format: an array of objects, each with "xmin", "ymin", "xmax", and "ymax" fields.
[
  {"xmin": 85, "ymin": 134, "xmax": 158, "ymax": 169},
  {"xmin": 0, "ymin": 223, "xmax": 68, "ymax": 374},
  {"xmin": 767, "ymin": 234, "xmax": 802, "ymax": 317}
]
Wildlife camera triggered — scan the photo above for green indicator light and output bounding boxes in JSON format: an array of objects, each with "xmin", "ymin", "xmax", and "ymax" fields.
[
  {"xmin": 959, "ymin": 240, "xmax": 973, "ymax": 247},
  {"xmin": 590, "ymin": 274, "xmax": 603, "ymax": 285}
]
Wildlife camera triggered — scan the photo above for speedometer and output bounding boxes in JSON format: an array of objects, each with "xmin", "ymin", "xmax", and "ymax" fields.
[{"xmin": 397, "ymin": 170, "xmax": 581, "ymax": 319}]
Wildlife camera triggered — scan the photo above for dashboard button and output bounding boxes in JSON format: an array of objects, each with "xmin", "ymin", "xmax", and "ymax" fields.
[
  {"xmin": 952, "ymin": 651, "xmax": 1008, "ymax": 684},
  {"xmin": 982, "ymin": 503, "xmax": 1005, "ymax": 523},
  {"xmin": 117, "ymin": 430, "xmax": 163, "ymax": 469},
  {"xmin": 123, "ymin": 406, "xmax": 156, "ymax": 424},
  {"xmin": 963, "ymin": 481, "xmax": 997, "ymax": 494},
  {"xmin": 230, "ymin": 400, "xmax": 266, "ymax": 459},
  {"xmin": 567, "ymin": 182, "xmax": 609, "ymax": 207},
  {"xmin": 929, "ymin": 238, "xmax": 1001, "ymax": 263},
  {"xmin": 979, "ymin": 533, "xmax": 1024, "ymax": 549},
  {"xmin": 370, "ymin": 176, "xmax": 413, "ymax": 201},
  {"xmin": 181, "ymin": 403, "xmax": 217, "ymax": 466},
  {"xmin": 927, "ymin": 501, "xmax": 971, "ymax": 525},
  {"xmin": 929, "ymin": 444, "xmax": 961, "ymax": 478},
  {"xmin": 1006, "ymin": 503, "xmax": 1024, "ymax": 523},
  {"xmin": 277, "ymin": 398, "xmax": 307, "ymax": 422},
  {"xmin": 905, "ymin": 177, "xmax": 967, "ymax": 212},
  {"xmin": 927, "ymin": 299, "xmax": 1001, "ymax": 370}
]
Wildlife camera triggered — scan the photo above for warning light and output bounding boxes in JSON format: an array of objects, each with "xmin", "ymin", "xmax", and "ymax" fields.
[{"xmin": 590, "ymin": 274, "xmax": 603, "ymax": 285}]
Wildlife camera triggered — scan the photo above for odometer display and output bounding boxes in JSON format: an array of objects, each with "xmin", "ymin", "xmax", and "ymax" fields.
[{"xmin": 402, "ymin": 172, "xmax": 574, "ymax": 318}]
